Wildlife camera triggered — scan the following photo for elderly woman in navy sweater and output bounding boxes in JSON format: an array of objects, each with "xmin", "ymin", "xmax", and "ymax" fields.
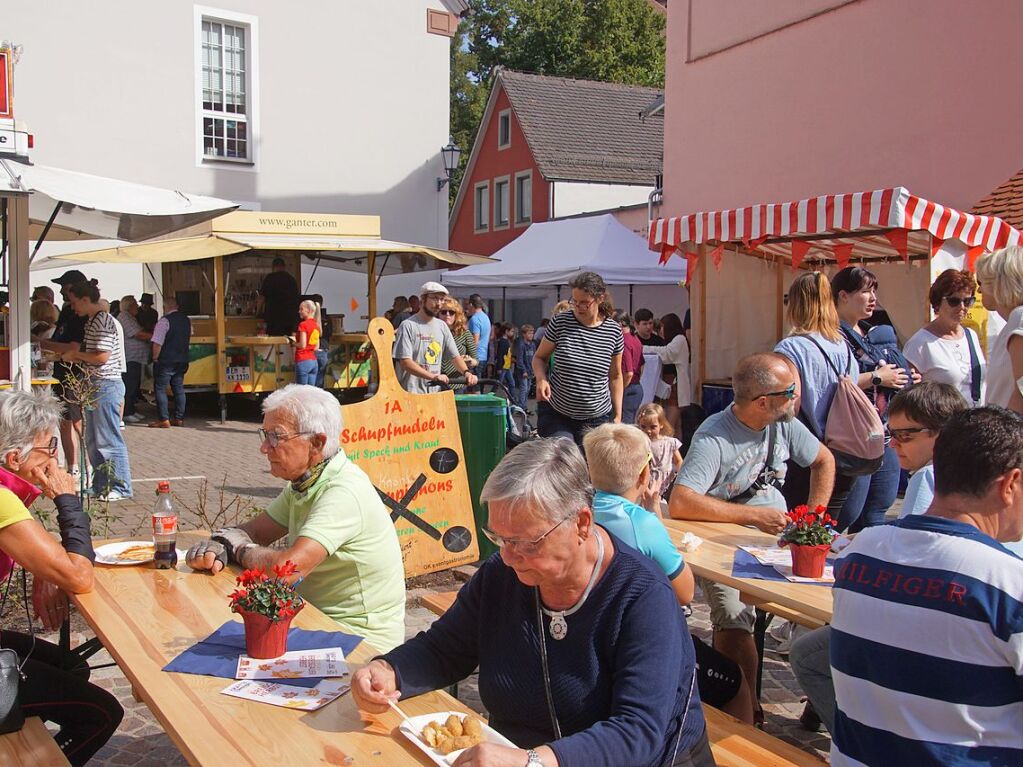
[{"xmin": 353, "ymin": 438, "xmax": 714, "ymax": 767}]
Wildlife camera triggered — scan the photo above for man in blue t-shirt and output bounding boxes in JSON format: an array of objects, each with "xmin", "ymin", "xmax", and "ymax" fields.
[{"xmin": 465, "ymin": 294, "xmax": 491, "ymax": 372}]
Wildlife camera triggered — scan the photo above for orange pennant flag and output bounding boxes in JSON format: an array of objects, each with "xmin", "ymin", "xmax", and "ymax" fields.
[
  {"xmin": 833, "ymin": 243, "xmax": 854, "ymax": 270},
  {"xmin": 744, "ymin": 237, "xmax": 768, "ymax": 252},
  {"xmin": 710, "ymin": 244, "xmax": 725, "ymax": 272},
  {"xmin": 684, "ymin": 251, "xmax": 699, "ymax": 286},
  {"xmin": 350, "ymin": 297, "xmax": 359, "ymax": 311},
  {"xmin": 965, "ymin": 245, "xmax": 985, "ymax": 273},
  {"xmin": 884, "ymin": 229, "xmax": 909, "ymax": 262},
  {"xmin": 790, "ymin": 241, "xmax": 811, "ymax": 271},
  {"xmin": 929, "ymin": 238, "xmax": 945, "ymax": 259}
]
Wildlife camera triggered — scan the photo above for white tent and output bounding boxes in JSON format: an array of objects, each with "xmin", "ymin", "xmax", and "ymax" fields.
[{"xmin": 443, "ymin": 214, "xmax": 686, "ymax": 287}]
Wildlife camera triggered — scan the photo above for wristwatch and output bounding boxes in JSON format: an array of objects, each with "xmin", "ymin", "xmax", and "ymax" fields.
[
  {"xmin": 525, "ymin": 750, "xmax": 544, "ymax": 767},
  {"xmin": 871, "ymin": 371, "xmax": 883, "ymax": 387}
]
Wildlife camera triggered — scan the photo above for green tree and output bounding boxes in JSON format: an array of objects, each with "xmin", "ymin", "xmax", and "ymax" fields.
[{"xmin": 449, "ymin": 0, "xmax": 665, "ymax": 201}]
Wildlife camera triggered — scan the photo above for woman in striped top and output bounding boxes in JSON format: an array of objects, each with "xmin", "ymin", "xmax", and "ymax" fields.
[
  {"xmin": 55, "ymin": 281, "xmax": 133, "ymax": 500},
  {"xmin": 532, "ymin": 272, "xmax": 624, "ymax": 447}
]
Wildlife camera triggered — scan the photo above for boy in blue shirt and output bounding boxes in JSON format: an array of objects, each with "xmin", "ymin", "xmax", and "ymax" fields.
[{"xmin": 584, "ymin": 422, "xmax": 754, "ymax": 723}]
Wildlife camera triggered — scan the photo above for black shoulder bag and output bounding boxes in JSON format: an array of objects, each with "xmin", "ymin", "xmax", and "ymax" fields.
[
  {"xmin": 730, "ymin": 425, "xmax": 779, "ymax": 503},
  {"xmin": 0, "ymin": 567, "xmax": 32, "ymax": 734},
  {"xmin": 964, "ymin": 329, "xmax": 982, "ymax": 405}
]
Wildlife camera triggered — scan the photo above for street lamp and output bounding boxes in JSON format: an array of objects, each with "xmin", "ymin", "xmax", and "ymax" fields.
[{"xmin": 437, "ymin": 139, "xmax": 462, "ymax": 191}]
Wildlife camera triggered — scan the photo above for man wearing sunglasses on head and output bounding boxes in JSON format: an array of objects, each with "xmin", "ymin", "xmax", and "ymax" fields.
[{"xmin": 669, "ymin": 352, "xmax": 836, "ymax": 721}]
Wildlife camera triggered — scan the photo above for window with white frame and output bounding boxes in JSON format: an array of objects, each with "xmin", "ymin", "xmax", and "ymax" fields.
[
  {"xmin": 201, "ymin": 17, "xmax": 250, "ymax": 161},
  {"xmin": 515, "ymin": 171, "xmax": 532, "ymax": 224},
  {"xmin": 474, "ymin": 182, "xmax": 490, "ymax": 232},
  {"xmin": 498, "ymin": 109, "xmax": 511, "ymax": 149},
  {"xmin": 494, "ymin": 177, "xmax": 510, "ymax": 228}
]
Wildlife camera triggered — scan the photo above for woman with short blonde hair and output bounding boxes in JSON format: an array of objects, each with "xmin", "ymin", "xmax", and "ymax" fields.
[{"xmin": 976, "ymin": 245, "xmax": 1023, "ymax": 414}]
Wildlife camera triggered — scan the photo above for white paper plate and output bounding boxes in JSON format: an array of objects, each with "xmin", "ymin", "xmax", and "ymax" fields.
[
  {"xmin": 398, "ymin": 711, "xmax": 514, "ymax": 766},
  {"xmin": 95, "ymin": 540, "xmax": 155, "ymax": 566}
]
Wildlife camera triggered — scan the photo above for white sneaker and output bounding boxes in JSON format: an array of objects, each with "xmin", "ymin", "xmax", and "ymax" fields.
[
  {"xmin": 124, "ymin": 413, "xmax": 145, "ymax": 424},
  {"xmin": 768, "ymin": 620, "xmax": 793, "ymax": 655}
]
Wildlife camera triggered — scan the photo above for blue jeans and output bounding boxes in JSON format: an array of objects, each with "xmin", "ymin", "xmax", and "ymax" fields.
[
  {"xmin": 790, "ymin": 626, "xmax": 834, "ymax": 733},
  {"xmin": 315, "ymin": 349, "xmax": 328, "ymax": 388},
  {"xmin": 513, "ymin": 373, "xmax": 531, "ymax": 411},
  {"xmin": 154, "ymin": 361, "xmax": 188, "ymax": 421},
  {"xmin": 295, "ymin": 358, "xmax": 318, "ymax": 385},
  {"xmin": 85, "ymin": 378, "xmax": 132, "ymax": 497},
  {"xmin": 839, "ymin": 444, "xmax": 900, "ymax": 533},
  {"xmin": 622, "ymin": 381, "xmax": 644, "ymax": 426}
]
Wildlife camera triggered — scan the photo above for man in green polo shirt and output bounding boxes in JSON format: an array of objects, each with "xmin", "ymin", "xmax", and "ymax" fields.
[{"xmin": 184, "ymin": 385, "xmax": 406, "ymax": 652}]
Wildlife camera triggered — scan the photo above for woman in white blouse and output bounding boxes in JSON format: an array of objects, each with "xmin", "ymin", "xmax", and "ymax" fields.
[
  {"xmin": 642, "ymin": 312, "xmax": 691, "ymax": 438},
  {"xmin": 976, "ymin": 246, "xmax": 1023, "ymax": 416},
  {"xmin": 904, "ymin": 269, "xmax": 985, "ymax": 406}
]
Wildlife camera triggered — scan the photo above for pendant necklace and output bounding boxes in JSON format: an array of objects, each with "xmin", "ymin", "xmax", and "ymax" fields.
[{"xmin": 539, "ymin": 531, "xmax": 604, "ymax": 641}]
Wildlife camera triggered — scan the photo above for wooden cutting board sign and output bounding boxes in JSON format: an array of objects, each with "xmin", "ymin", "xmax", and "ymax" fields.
[{"xmin": 340, "ymin": 318, "xmax": 480, "ymax": 576}]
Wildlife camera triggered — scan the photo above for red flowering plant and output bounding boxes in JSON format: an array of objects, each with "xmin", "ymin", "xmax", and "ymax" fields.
[
  {"xmin": 228, "ymin": 561, "xmax": 304, "ymax": 623},
  {"xmin": 778, "ymin": 505, "xmax": 836, "ymax": 547}
]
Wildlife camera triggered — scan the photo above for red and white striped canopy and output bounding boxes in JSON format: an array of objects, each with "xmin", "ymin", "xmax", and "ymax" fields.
[{"xmin": 649, "ymin": 187, "xmax": 1023, "ymax": 265}]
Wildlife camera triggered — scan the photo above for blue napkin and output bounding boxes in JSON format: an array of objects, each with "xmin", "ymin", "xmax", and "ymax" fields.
[
  {"xmin": 163, "ymin": 619, "xmax": 363, "ymax": 688},
  {"xmin": 730, "ymin": 549, "xmax": 831, "ymax": 587}
]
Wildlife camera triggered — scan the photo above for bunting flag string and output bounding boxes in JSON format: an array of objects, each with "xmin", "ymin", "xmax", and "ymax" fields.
[
  {"xmin": 790, "ymin": 241, "xmax": 811, "ymax": 271},
  {"xmin": 833, "ymin": 243, "xmax": 854, "ymax": 270},
  {"xmin": 884, "ymin": 229, "xmax": 909, "ymax": 262}
]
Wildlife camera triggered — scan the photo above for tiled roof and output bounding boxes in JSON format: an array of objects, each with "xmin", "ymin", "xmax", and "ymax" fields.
[
  {"xmin": 972, "ymin": 168, "xmax": 1023, "ymax": 231},
  {"xmin": 498, "ymin": 69, "xmax": 663, "ymax": 185}
]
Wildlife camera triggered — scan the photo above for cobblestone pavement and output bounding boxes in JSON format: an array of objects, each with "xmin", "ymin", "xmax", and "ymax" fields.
[{"xmin": 60, "ymin": 394, "xmax": 830, "ymax": 765}]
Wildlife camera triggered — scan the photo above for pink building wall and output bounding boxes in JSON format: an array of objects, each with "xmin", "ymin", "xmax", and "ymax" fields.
[{"xmin": 662, "ymin": 0, "xmax": 1023, "ymax": 217}]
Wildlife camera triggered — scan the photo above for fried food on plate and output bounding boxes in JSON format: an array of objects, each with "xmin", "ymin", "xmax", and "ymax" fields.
[{"xmin": 419, "ymin": 714, "xmax": 485, "ymax": 754}]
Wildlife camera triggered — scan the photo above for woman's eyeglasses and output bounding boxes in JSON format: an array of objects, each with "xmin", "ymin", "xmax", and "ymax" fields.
[
  {"xmin": 889, "ymin": 427, "xmax": 931, "ymax": 444},
  {"xmin": 30, "ymin": 437, "xmax": 59, "ymax": 457},
  {"xmin": 481, "ymin": 518, "xmax": 568, "ymax": 556},
  {"xmin": 438, "ymin": 309, "xmax": 456, "ymax": 317},
  {"xmin": 569, "ymin": 298, "xmax": 597, "ymax": 310},
  {"xmin": 943, "ymin": 296, "xmax": 976, "ymax": 308}
]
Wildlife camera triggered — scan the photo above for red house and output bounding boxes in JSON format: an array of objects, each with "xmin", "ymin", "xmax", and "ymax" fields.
[{"xmin": 449, "ymin": 68, "xmax": 664, "ymax": 256}]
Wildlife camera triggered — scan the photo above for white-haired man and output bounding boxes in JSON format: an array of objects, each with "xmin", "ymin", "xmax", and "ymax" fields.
[
  {"xmin": 185, "ymin": 385, "xmax": 406, "ymax": 651},
  {"xmin": 394, "ymin": 281, "xmax": 478, "ymax": 393}
]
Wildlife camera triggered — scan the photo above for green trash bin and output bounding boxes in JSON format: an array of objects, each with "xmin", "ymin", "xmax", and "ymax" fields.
[{"xmin": 455, "ymin": 393, "xmax": 507, "ymax": 560}]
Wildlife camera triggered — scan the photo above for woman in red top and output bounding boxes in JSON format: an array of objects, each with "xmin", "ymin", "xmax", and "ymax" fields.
[{"xmin": 294, "ymin": 300, "xmax": 321, "ymax": 385}]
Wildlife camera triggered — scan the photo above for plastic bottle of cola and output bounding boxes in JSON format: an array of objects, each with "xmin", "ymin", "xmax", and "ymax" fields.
[{"xmin": 152, "ymin": 481, "xmax": 178, "ymax": 570}]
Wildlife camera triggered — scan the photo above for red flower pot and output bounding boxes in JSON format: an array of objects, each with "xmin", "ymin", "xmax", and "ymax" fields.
[
  {"xmin": 237, "ymin": 604, "xmax": 303, "ymax": 659},
  {"xmin": 789, "ymin": 543, "xmax": 831, "ymax": 578}
]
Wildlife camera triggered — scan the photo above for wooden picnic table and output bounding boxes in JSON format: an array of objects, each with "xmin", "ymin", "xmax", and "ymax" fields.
[
  {"xmin": 71, "ymin": 537, "xmax": 472, "ymax": 766},
  {"xmin": 662, "ymin": 519, "xmax": 833, "ymax": 625}
]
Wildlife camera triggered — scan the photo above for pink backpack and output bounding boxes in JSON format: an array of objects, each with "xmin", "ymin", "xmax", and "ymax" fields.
[{"xmin": 806, "ymin": 337, "xmax": 885, "ymax": 476}]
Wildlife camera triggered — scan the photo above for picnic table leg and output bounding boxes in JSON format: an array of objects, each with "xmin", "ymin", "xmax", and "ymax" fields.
[{"xmin": 753, "ymin": 608, "xmax": 773, "ymax": 699}]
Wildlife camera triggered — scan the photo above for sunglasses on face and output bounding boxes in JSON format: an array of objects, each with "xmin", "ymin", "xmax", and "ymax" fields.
[
  {"xmin": 438, "ymin": 309, "xmax": 456, "ymax": 317},
  {"xmin": 758, "ymin": 382, "xmax": 797, "ymax": 401},
  {"xmin": 889, "ymin": 427, "xmax": 931, "ymax": 444},
  {"xmin": 943, "ymin": 295, "xmax": 976, "ymax": 308}
]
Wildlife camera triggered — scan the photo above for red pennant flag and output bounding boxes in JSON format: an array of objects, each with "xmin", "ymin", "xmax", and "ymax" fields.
[
  {"xmin": 658, "ymin": 245, "xmax": 673, "ymax": 266},
  {"xmin": 929, "ymin": 238, "xmax": 945, "ymax": 259},
  {"xmin": 745, "ymin": 236, "xmax": 768, "ymax": 252},
  {"xmin": 790, "ymin": 241, "xmax": 811, "ymax": 271},
  {"xmin": 833, "ymin": 243, "xmax": 854, "ymax": 270},
  {"xmin": 684, "ymin": 251, "xmax": 699, "ymax": 286},
  {"xmin": 710, "ymin": 244, "xmax": 725, "ymax": 272},
  {"xmin": 884, "ymin": 229, "xmax": 909, "ymax": 262},
  {"xmin": 350, "ymin": 297, "xmax": 359, "ymax": 311},
  {"xmin": 966, "ymin": 245, "xmax": 985, "ymax": 273}
]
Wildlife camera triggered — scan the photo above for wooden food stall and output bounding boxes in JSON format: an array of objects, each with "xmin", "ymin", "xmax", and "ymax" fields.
[
  {"xmin": 648, "ymin": 187, "xmax": 1023, "ymax": 402},
  {"xmin": 52, "ymin": 211, "xmax": 494, "ymax": 419}
]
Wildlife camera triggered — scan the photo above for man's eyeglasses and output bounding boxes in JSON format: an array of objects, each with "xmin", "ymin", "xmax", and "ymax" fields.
[
  {"xmin": 757, "ymin": 383, "xmax": 797, "ymax": 401},
  {"xmin": 257, "ymin": 428, "xmax": 312, "ymax": 449},
  {"xmin": 889, "ymin": 427, "xmax": 931, "ymax": 444},
  {"xmin": 30, "ymin": 437, "xmax": 59, "ymax": 457},
  {"xmin": 481, "ymin": 518, "xmax": 568, "ymax": 556},
  {"xmin": 944, "ymin": 295, "xmax": 976, "ymax": 309}
]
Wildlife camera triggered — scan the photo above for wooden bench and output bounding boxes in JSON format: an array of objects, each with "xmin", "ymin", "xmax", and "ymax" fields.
[
  {"xmin": 419, "ymin": 590, "xmax": 826, "ymax": 767},
  {"xmin": 0, "ymin": 717, "xmax": 71, "ymax": 766}
]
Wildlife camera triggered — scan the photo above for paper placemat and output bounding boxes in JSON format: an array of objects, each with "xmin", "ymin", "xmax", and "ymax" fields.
[{"xmin": 730, "ymin": 549, "xmax": 832, "ymax": 586}]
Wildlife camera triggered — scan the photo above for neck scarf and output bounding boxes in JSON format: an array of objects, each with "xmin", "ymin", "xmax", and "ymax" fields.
[{"xmin": 291, "ymin": 455, "xmax": 332, "ymax": 494}]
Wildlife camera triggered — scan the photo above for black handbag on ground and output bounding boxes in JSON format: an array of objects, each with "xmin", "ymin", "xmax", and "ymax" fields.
[{"xmin": 0, "ymin": 567, "xmax": 32, "ymax": 734}]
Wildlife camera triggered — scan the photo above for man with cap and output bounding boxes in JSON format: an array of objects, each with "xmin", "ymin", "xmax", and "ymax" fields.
[
  {"xmin": 394, "ymin": 282, "xmax": 478, "ymax": 394},
  {"xmin": 39, "ymin": 270, "xmax": 89, "ymax": 474},
  {"xmin": 257, "ymin": 258, "xmax": 301, "ymax": 337},
  {"xmin": 137, "ymin": 293, "xmax": 158, "ymax": 334}
]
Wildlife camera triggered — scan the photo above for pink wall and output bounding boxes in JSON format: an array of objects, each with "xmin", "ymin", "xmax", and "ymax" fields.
[{"xmin": 662, "ymin": 0, "xmax": 1023, "ymax": 217}]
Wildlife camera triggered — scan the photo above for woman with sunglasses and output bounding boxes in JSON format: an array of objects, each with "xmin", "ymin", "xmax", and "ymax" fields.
[
  {"xmin": 831, "ymin": 266, "xmax": 914, "ymax": 532},
  {"xmin": 439, "ymin": 297, "xmax": 477, "ymax": 389},
  {"xmin": 0, "ymin": 389, "xmax": 122, "ymax": 765},
  {"xmin": 353, "ymin": 437, "xmax": 715, "ymax": 767},
  {"xmin": 903, "ymin": 269, "xmax": 986, "ymax": 406}
]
